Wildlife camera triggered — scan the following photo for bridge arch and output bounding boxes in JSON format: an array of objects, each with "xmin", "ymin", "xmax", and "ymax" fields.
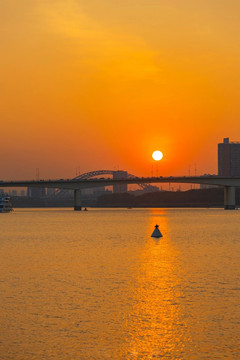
[{"xmin": 55, "ymin": 170, "xmax": 157, "ymax": 197}]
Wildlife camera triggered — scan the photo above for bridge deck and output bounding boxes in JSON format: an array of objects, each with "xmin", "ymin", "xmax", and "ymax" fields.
[{"xmin": 1, "ymin": 176, "xmax": 240, "ymax": 189}]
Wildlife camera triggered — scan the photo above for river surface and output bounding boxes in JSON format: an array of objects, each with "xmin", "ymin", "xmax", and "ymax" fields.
[{"xmin": 0, "ymin": 208, "xmax": 240, "ymax": 359}]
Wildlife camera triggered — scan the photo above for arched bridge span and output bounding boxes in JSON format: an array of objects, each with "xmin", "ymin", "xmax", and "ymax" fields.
[{"xmin": 55, "ymin": 170, "xmax": 157, "ymax": 197}]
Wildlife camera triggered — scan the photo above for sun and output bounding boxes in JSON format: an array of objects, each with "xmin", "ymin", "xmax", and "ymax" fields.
[{"xmin": 152, "ymin": 150, "xmax": 163, "ymax": 161}]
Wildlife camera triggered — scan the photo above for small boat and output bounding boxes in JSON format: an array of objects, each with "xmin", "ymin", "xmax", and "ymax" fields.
[
  {"xmin": 151, "ymin": 224, "xmax": 163, "ymax": 238},
  {"xmin": 0, "ymin": 195, "xmax": 13, "ymax": 213}
]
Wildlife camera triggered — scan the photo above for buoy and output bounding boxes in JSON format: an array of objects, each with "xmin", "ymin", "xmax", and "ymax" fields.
[{"xmin": 151, "ymin": 224, "xmax": 163, "ymax": 238}]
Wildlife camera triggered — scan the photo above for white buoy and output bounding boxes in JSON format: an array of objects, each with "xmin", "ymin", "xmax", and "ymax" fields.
[{"xmin": 151, "ymin": 224, "xmax": 163, "ymax": 238}]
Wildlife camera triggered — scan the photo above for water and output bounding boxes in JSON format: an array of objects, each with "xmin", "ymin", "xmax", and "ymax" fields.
[{"xmin": 0, "ymin": 208, "xmax": 240, "ymax": 359}]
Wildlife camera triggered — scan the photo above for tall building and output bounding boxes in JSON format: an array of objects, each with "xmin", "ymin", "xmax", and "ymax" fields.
[
  {"xmin": 113, "ymin": 171, "xmax": 128, "ymax": 193},
  {"xmin": 27, "ymin": 187, "xmax": 46, "ymax": 197},
  {"xmin": 218, "ymin": 137, "xmax": 240, "ymax": 176}
]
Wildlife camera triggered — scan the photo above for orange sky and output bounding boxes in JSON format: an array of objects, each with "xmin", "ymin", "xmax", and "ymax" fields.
[{"xmin": 1, "ymin": 0, "xmax": 240, "ymax": 180}]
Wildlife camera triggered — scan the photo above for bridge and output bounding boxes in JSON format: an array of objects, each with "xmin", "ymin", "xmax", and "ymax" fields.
[
  {"xmin": 1, "ymin": 173, "xmax": 240, "ymax": 210},
  {"xmin": 54, "ymin": 170, "xmax": 159, "ymax": 198}
]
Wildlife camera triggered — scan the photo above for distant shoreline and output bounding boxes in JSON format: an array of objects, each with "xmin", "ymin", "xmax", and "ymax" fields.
[
  {"xmin": 10, "ymin": 187, "xmax": 240, "ymax": 209},
  {"xmin": 11, "ymin": 204, "xmax": 223, "ymax": 209}
]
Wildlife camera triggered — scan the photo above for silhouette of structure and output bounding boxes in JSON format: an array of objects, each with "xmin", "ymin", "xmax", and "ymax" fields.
[
  {"xmin": 218, "ymin": 137, "xmax": 240, "ymax": 176},
  {"xmin": 113, "ymin": 171, "xmax": 128, "ymax": 193},
  {"xmin": 1, "ymin": 175, "xmax": 240, "ymax": 210},
  {"xmin": 27, "ymin": 187, "xmax": 46, "ymax": 198},
  {"xmin": 54, "ymin": 170, "xmax": 158, "ymax": 198}
]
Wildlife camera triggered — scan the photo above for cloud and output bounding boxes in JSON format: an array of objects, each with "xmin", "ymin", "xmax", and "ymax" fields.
[{"xmin": 36, "ymin": 0, "xmax": 160, "ymax": 81}]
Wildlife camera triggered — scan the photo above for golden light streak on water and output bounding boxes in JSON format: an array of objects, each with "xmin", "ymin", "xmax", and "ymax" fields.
[
  {"xmin": 125, "ymin": 210, "xmax": 188, "ymax": 358},
  {"xmin": 0, "ymin": 208, "xmax": 240, "ymax": 359}
]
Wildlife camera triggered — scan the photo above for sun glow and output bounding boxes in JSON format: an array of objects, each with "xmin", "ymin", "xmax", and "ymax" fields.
[{"xmin": 152, "ymin": 150, "xmax": 163, "ymax": 161}]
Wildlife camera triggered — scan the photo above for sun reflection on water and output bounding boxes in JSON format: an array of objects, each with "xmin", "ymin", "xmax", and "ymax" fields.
[
  {"xmin": 125, "ymin": 209, "xmax": 191, "ymax": 359},
  {"xmin": 1, "ymin": 209, "xmax": 240, "ymax": 358}
]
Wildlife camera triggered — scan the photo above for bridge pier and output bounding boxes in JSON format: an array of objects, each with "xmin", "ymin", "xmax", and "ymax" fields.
[
  {"xmin": 74, "ymin": 189, "xmax": 82, "ymax": 211},
  {"xmin": 224, "ymin": 186, "xmax": 236, "ymax": 210}
]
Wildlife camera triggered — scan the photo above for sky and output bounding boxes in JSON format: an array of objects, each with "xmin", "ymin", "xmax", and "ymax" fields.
[{"xmin": 1, "ymin": 0, "xmax": 240, "ymax": 180}]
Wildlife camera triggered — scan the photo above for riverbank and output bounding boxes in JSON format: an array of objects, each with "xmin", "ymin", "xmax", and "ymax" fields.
[{"xmin": 9, "ymin": 187, "xmax": 237, "ymax": 208}]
